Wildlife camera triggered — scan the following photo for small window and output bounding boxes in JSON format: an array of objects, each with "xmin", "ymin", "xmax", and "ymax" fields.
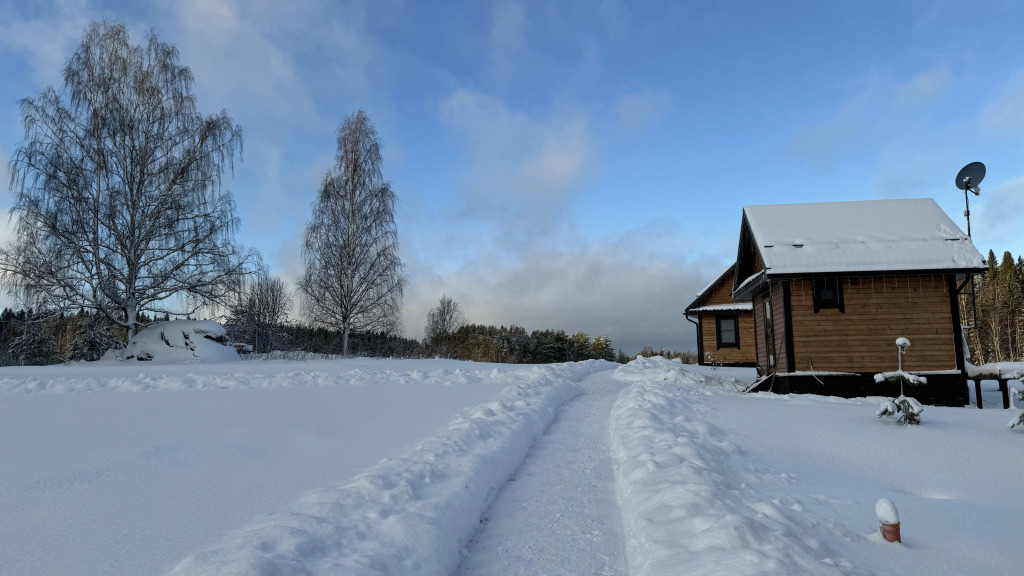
[
  {"xmin": 813, "ymin": 277, "xmax": 844, "ymax": 313},
  {"xmin": 716, "ymin": 315, "xmax": 739, "ymax": 348}
]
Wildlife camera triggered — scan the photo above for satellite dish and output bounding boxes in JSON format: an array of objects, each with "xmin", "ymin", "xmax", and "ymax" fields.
[
  {"xmin": 955, "ymin": 161, "xmax": 986, "ymax": 237},
  {"xmin": 956, "ymin": 161, "xmax": 985, "ymax": 195}
]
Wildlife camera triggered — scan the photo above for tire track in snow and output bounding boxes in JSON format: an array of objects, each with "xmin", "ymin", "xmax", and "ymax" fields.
[{"xmin": 456, "ymin": 371, "xmax": 627, "ymax": 576}]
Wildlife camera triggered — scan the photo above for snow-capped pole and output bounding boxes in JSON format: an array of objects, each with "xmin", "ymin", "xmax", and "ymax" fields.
[{"xmin": 875, "ymin": 498, "xmax": 901, "ymax": 543}]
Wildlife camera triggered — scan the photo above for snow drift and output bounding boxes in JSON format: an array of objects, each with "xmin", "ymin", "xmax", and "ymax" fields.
[{"xmin": 610, "ymin": 357, "xmax": 847, "ymax": 576}]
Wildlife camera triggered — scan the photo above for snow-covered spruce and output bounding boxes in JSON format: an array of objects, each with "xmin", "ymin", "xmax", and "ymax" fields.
[
  {"xmin": 1010, "ymin": 388, "xmax": 1024, "ymax": 429},
  {"xmin": 873, "ymin": 369, "xmax": 925, "ymax": 425},
  {"xmin": 168, "ymin": 361, "xmax": 606, "ymax": 576},
  {"xmin": 876, "ymin": 395, "xmax": 923, "ymax": 425},
  {"xmin": 609, "ymin": 356, "xmax": 847, "ymax": 576},
  {"xmin": 1008, "ymin": 411, "xmax": 1024, "ymax": 429}
]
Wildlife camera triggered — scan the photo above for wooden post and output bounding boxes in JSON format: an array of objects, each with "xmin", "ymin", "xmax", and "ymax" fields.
[
  {"xmin": 974, "ymin": 379, "xmax": 983, "ymax": 409},
  {"xmin": 999, "ymin": 379, "xmax": 1010, "ymax": 409}
]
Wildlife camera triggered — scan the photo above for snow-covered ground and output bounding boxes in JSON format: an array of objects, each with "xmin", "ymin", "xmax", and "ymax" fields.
[{"xmin": 1, "ymin": 356, "xmax": 1021, "ymax": 575}]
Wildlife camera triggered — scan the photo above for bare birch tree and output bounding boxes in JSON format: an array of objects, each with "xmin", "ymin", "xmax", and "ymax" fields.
[
  {"xmin": 300, "ymin": 110, "xmax": 405, "ymax": 356},
  {"xmin": 226, "ymin": 273, "xmax": 293, "ymax": 353},
  {"xmin": 424, "ymin": 294, "xmax": 465, "ymax": 357},
  {"xmin": 1, "ymin": 21, "xmax": 257, "ymax": 342}
]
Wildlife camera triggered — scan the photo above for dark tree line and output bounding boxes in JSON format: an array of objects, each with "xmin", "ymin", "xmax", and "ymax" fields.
[
  {"xmin": 0, "ymin": 307, "xmax": 166, "ymax": 366},
  {"xmin": 432, "ymin": 324, "xmax": 622, "ymax": 364},
  {"xmin": 968, "ymin": 249, "xmax": 1024, "ymax": 364}
]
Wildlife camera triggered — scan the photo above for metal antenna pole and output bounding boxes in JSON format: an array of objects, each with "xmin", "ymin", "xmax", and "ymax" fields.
[{"xmin": 964, "ymin": 185, "xmax": 971, "ymax": 237}]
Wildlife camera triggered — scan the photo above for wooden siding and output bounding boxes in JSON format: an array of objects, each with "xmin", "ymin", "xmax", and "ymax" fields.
[
  {"xmin": 699, "ymin": 312, "xmax": 756, "ymax": 364},
  {"xmin": 787, "ymin": 275, "xmax": 957, "ymax": 372},
  {"xmin": 770, "ymin": 282, "xmax": 788, "ymax": 372},
  {"xmin": 752, "ymin": 292, "xmax": 770, "ymax": 374},
  {"xmin": 703, "ymin": 268, "xmax": 740, "ymax": 306}
]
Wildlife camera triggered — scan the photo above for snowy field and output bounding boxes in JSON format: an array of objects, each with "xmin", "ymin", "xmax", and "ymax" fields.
[{"xmin": 1, "ymin": 356, "xmax": 1021, "ymax": 575}]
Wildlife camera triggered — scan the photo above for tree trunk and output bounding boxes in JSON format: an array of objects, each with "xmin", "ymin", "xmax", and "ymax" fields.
[{"xmin": 343, "ymin": 319, "xmax": 351, "ymax": 357}]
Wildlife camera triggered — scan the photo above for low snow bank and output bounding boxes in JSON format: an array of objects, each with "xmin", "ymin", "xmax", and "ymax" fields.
[
  {"xmin": 110, "ymin": 320, "xmax": 240, "ymax": 363},
  {"xmin": 610, "ymin": 357, "xmax": 846, "ymax": 576},
  {"xmin": 169, "ymin": 361, "xmax": 610, "ymax": 576},
  {"xmin": 0, "ymin": 359, "xmax": 531, "ymax": 395},
  {"xmin": 966, "ymin": 361, "xmax": 1024, "ymax": 379}
]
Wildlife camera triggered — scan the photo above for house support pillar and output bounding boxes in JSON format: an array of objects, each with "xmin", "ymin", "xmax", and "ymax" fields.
[{"xmin": 970, "ymin": 379, "xmax": 1010, "ymax": 409}]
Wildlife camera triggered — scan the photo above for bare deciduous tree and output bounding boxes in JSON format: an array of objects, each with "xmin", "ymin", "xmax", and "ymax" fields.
[
  {"xmin": 424, "ymin": 294, "xmax": 465, "ymax": 358},
  {"xmin": 1, "ymin": 21, "xmax": 257, "ymax": 342},
  {"xmin": 226, "ymin": 273, "xmax": 293, "ymax": 353},
  {"xmin": 300, "ymin": 110, "xmax": 405, "ymax": 356}
]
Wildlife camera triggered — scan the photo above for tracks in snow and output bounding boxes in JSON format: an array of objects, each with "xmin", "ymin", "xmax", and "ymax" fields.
[{"xmin": 456, "ymin": 371, "xmax": 628, "ymax": 576}]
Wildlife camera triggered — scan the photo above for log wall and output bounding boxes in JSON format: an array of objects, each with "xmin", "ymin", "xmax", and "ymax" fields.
[
  {"xmin": 787, "ymin": 275, "xmax": 957, "ymax": 372},
  {"xmin": 699, "ymin": 312, "xmax": 756, "ymax": 365}
]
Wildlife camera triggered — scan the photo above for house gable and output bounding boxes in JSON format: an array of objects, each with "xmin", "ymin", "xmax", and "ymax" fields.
[{"xmin": 685, "ymin": 264, "xmax": 755, "ymax": 367}]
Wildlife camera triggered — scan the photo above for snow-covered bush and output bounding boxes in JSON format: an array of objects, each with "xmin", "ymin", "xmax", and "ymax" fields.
[
  {"xmin": 109, "ymin": 320, "xmax": 240, "ymax": 363},
  {"xmin": 876, "ymin": 395, "xmax": 923, "ymax": 425}
]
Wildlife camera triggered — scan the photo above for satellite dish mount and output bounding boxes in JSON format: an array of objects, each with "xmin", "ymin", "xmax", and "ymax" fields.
[{"xmin": 955, "ymin": 161, "xmax": 985, "ymax": 237}]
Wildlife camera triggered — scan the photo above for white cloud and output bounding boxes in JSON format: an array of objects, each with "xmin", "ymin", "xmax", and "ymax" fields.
[
  {"xmin": 897, "ymin": 65, "xmax": 951, "ymax": 107},
  {"xmin": 160, "ymin": 0, "xmax": 318, "ymax": 124},
  {"xmin": 401, "ymin": 222, "xmax": 715, "ymax": 355},
  {"xmin": 441, "ymin": 89, "xmax": 591, "ymax": 232},
  {"xmin": 0, "ymin": 0, "xmax": 90, "ymax": 85},
  {"xmin": 491, "ymin": 0, "xmax": 525, "ymax": 57},
  {"xmin": 789, "ymin": 65, "xmax": 951, "ymax": 168},
  {"xmin": 614, "ymin": 90, "xmax": 671, "ymax": 130},
  {"xmin": 973, "ymin": 175, "xmax": 1024, "ymax": 258},
  {"xmin": 981, "ymin": 70, "xmax": 1024, "ymax": 134}
]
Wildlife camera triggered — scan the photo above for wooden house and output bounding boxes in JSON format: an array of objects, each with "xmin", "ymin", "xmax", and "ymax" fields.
[
  {"xmin": 685, "ymin": 264, "xmax": 755, "ymax": 367},
  {"xmin": 733, "ymin": 198, "xmax": 986, "ymax": 406}
]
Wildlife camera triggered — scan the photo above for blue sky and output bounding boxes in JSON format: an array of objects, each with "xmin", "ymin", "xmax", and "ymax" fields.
[{"xmin": 2, "ymin": 0, "xmax": 1024, "ymax": 354}]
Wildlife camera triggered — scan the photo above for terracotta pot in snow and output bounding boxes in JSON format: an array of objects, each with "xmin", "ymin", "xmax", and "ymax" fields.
[
  {"xmin": 880, "ymin": 521, "xmax": 901, "ymax": 543},
  {"xmin": 875, "ymin": 498, "xmax": 901, "ymax": 543}
]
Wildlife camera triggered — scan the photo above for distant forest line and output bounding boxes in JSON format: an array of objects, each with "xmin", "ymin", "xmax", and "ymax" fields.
[{"xmin": 0, "ymin": 307, "xmax": 693, "ymax": 367}]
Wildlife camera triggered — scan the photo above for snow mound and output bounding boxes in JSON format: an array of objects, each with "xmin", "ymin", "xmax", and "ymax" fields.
[
  {"xmin": 168, "ymin": 361, "xmax": 609, "ymax": 576},
  {"xmin": 114, "ymin": 320, "xmax": 240, "ymax": 363},
  {"xmin": 613, "ymin": 355, "xmax": 747, "ymax": 392},
  {"xmin": 609, "ymin": 370, "xmax": 848, "ymax": 576}
]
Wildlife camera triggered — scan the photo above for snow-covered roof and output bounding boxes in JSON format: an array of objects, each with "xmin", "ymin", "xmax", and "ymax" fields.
[
  {"xmin": 685, "ymin": 263, "xmax": 746, "ymax": 313},
  {"xmin": 694, "ymin": 266, "xmax": 732, "ymax": 299},
  {"xmin": 743, "ymin": 198, "xmax": 986, "ymax": 275},
  {"xmin": 687, "ymin": 303, "xmax": 753, "ymax": 313}
]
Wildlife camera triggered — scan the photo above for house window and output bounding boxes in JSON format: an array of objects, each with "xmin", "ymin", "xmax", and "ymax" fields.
[
  {"xmin": 813, "ymin": 277, "xmax": 844, "ymax": 313},
  {"xmin": 716, "ymin": 315, "xmax": 739, "ymax": 348}
]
